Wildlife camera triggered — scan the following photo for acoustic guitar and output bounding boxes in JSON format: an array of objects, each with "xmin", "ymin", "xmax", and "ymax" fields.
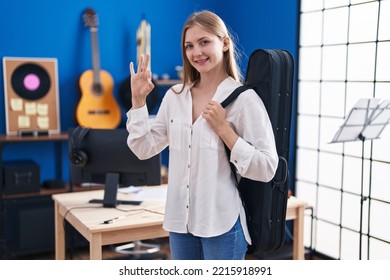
[{"xmin": 76, "ymin": 8, "xmax": 121, "ymax": 129}]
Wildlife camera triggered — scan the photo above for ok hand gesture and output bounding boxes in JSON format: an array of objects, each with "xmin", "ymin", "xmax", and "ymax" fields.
[{"xmin": 129, "ymin": 53, "xmax": 155, "ymax": 109}]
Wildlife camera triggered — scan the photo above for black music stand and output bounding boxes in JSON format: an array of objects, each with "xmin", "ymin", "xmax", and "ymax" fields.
[{"xmin": 331, "ymin": 98, "xmax": 390, "ymax": 260}]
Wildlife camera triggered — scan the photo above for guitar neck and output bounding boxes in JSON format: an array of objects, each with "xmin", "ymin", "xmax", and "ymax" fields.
[{"xmin": 90, "ymin": 27, "xmax": 101, "ymax": 87}]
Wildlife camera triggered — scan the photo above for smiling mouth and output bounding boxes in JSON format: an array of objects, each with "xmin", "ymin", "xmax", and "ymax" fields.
[{"xmin": 195, "ymin": 58, "xmax": 208, "ymax": 65}]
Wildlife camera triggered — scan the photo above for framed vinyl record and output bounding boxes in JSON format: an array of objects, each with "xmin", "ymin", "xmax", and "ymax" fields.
[{"xmin": 2, "ymin": 57, "xmax": 61, "ymax": 135}]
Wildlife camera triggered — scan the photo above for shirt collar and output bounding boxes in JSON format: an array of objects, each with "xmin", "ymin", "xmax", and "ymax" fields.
[{"xmin": 212, "ymin": 76, "xmax": 242, "ymax": 103}]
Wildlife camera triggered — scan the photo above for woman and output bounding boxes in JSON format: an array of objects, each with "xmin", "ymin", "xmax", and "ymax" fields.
[{"xmin": 126, "ymin": 10, "xmax": 278, "ymax": 260}]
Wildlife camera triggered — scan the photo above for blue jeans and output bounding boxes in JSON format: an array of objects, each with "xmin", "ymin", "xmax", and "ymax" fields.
[{"xmin": 169, "ymin": 218, "xmax": 247, "ymax": 260}]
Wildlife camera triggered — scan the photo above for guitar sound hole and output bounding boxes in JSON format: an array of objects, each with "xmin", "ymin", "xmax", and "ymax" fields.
[{"xmin": 93, "ymin": 83, "xmax": 103, "ymax": 94}]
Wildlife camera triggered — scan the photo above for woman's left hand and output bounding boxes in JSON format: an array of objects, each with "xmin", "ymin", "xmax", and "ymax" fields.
[
  {"xmin": 202, "ymin": 100, "xmax": 227, "ymax": 133},
  {"xmin": 203, "ymin": 100, "xmax": 239, "ymax": 150}
]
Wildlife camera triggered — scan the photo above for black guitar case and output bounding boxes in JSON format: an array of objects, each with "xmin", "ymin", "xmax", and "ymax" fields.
[{"xmin": 221, "ymin": 49, "xmax": 294, "ymax": 254}]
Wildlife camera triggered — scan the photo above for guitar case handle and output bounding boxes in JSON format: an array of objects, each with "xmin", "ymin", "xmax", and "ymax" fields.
[{"xmin": 273, "ymin": 156, "xmax": 289, "ymax": 192}]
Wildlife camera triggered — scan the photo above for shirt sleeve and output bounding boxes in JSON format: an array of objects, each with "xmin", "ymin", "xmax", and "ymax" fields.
[
  {"xmin": 229, "ymin": 90, "xmax": 279, "ymax": 182},
  {"xmin": 126, "ymin": 105, "xmax": 151, "ymax": 137},
  {"xmin": 126, "ymin": 98, "xmax": 169, "ymax": 160}
]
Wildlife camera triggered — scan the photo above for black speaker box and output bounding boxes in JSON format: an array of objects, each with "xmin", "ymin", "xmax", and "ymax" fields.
[
  {"xmin": 2, "ymin": 160, "xmax": 40, "ymax": 195},
  {"xmin": 3, "ymin": 196, "xmax": 55, "ymax": 257}
]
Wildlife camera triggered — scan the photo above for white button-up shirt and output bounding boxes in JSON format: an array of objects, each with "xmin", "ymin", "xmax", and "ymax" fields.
[{"xmin": 126, "ymin": 77, "xmax": 278, "ymax": 244}]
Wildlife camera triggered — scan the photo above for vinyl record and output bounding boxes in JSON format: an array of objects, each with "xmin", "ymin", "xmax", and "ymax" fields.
[{"xmin": 11, "ymin": 62, "xmax": 51, "ymax": 100}]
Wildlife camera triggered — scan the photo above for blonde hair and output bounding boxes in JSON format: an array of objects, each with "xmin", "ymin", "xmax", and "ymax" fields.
[{"xmin": 175, "ymin": 10, "xmax": 242, "ymax": 93}]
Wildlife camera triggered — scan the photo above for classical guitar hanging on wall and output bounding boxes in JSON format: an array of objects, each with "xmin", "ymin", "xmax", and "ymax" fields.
[{"xmin": 76, "ymin": 8, "xmax": 121, "ymax": 129}]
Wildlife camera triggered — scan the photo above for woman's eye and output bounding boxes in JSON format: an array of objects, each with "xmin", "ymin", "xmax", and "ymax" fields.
[
  {"xmin": 185, "ymin": 44, "xmax": 193, "ymax": 50},
  {"xmin": 200, "ymin": 40, "xmax": 209, "ymax": 46}
]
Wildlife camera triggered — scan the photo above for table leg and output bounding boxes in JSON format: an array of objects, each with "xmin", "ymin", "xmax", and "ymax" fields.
[
  {"xmin": 293, "ymin": 205, "xmax": 305, "ymax": 260},
  {"xmin": 54, "ymin": 202, "xmax": 65, "ymax": 260},
  {"xmin": 90, "ymin": 233, "xmax": 103, "ymax": 260}
]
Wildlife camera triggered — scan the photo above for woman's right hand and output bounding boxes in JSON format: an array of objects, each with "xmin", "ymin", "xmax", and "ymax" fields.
[{"xmin": 129, "ymin": 53, "xmax": 155, "ymax": 109}]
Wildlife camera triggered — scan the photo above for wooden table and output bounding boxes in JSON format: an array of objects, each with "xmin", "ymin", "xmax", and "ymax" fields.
[
  {"xmin": 53, "ymin": 185, "xmax": 168, "ymax": 260},
  {"xmin": 285, "ymin": 196, "xmax": 309, "ymax": 260},
  {"xmin": 53, "ymin": 185, "xmax": 308, "ymax": 260}
]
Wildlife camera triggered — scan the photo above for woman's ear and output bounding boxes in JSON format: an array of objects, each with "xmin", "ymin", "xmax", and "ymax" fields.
[{"xmin": 223, "ymin": 37, "xmax": 230, "ymax": 52}]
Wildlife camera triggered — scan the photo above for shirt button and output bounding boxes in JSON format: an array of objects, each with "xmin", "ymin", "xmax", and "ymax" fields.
[{"xmin": 234, "ymin": 160, "xmax": 238, "ymax": 163}]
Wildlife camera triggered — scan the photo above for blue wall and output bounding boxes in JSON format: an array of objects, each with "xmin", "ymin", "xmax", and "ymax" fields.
[{"xmin": 0, "ymin": 0, "xmax": 299, "ymax": 183}]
